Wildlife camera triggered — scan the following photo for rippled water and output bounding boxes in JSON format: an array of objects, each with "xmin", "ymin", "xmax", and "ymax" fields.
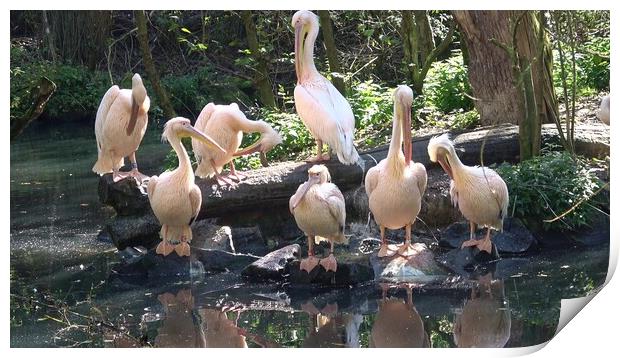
[{"xmin": 10, "ymin": 121, "xmax": 609, "ymax": 348}]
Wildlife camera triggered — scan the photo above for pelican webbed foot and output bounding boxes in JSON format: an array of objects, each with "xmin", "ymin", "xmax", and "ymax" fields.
[
  {"xmin": 129, "ymin": 169, "xmax": 150, "ymax": 183},
  {"xmin": 229, "ymin": 170, "xmax": 247, "ymax": 182},
  {"xmin": 156, "ymin": 240, "xmax": 175, "ymax": 256},
  {"xmin": 377, "ymin": 244, "xmax": 396, "ymax": 258},
  {"xmin": 300, "ymin": 255, "xmax": 320, "ymax": 273},
  {"xmin": 461, "ymin": 237, "xmax": 493, "ymax": 254},
  {"xmin": 112, "ymin": 171, "xmax": 131, "ymax": 183},
  {"xmin": 174, "ymin": 242, "xmax": 191, "ymax": 257},
  {"xmin": 396, "ymin": 242, "xmax": 418, "ymax": 257},
  {"xmin": 215, "ymin": 174, "xmax": 237, "ymax": 188},
  {"xmin": 319, "ymin": 254, "xmax": 338, "ymax": 272}
]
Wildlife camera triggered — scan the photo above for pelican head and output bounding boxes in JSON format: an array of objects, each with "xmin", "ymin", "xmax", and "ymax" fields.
[
  {"xmin": 290, "ymin": 165, "xmax": 331, "ymax": 212},
  {"xmin": 234, "ymin": 120, "xmax": 283, "ymax": 165},
  {"xmin": 127, "ymin": 73, "xmax": 148, "ymax": 136},
  {"xmin": 292, "ymin": 10, "xmax": 319, "ymax": 81},
  {"xmin": 427, "ymin": 133, "xmax": 457, "ymax": 179},
  {"xmin": 394, "ymin": 85, "xmax": 414, "ymax": 164},
  {"xmin": 162, "ymin": 117, "xmax": 225, "ymax": 154}
]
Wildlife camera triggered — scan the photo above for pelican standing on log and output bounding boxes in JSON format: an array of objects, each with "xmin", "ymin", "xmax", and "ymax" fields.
[
  {"xmin": 192, "ymin": 102, "xmax": 282, "ymax": 186},
  {"xmin": 148, "ymin": 118, "xmax": 225, "ymax": 257},
  {"xmin": 292, "ymin": 10, "xmax": 359, "ymax": 165},
  {"xmin": 427, "ymin": 134, "xmax": 509, "ymax": 254},
  {"xmin": 365, "ymin": 85, "xmax": 427, "ymax": 257},
  {"xmin": 289, "ymin": 165, "xmax": 347, "ymax": 273},
  {"xmin": 93, "ymin": 73, "xmax": 150, "ymax": 182}
]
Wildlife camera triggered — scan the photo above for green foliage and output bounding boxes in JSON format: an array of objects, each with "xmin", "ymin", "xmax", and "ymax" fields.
[
  {"xmin": 450, "ymin": 110, "xmax": 480, "ymax": 130},
  {"xmin": 578, "ymin": 37, "xmax": 609, "ymax": 91},
  {"xmin": 424, "ymin": 54, "xmax": 473, "ymax": 113},
  {"xmin": 495, "ymin": 150, "xmax": 607, "ymax": 232},
  {"xmin": 347, "ymin": 80, "xmax": 394, "ymax": 148}
]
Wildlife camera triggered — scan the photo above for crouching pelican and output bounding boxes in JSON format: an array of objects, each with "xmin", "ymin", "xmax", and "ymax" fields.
[
  {"xmin": 365, "ymin": 85, "xmax": 427, "ymax": 257},
  {"xmin": 148, "ymin": 117, "xmax": 225, "ymax": 257},
  {"xmin": 93, "ymin": 73, "xmax": 150, "ymax": 182},
  {"xmin": 192, "ymin": 102, "xmax": 282, "ymax": 186},
  {"xmin": 428, "ymin": 134, "xmax": 509, "ymax": 254},
  {"xmin": 289, "ymin": 165, "xmax": 347, "ymax": 272},
  {"xmin": 292, "ymin": 10, "xmax": 359, "ymax": 165}
]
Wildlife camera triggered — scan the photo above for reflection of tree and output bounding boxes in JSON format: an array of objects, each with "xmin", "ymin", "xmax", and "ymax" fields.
[
  {"xmin": 369, "ymin": 284, "xmax": 430, "ymax": 348},
  {"xmin": 453, "ymin": 274, "xmax": 511, "ymax": 348}
]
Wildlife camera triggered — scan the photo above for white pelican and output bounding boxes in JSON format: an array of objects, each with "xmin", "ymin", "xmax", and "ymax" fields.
[
  {"xmin": 93, "ymin": 73, "xmax": 150, "ymax": 182},
  {"xmin": 597, "ymin": 95, "xmax": 610, "ymax": 125},
  {"xmin": 428, "ymin": 134, "xmax": 509, "ymax": 254},
  {"xmin": 370, "ymin": 285, "xmax": 429, "ymax": 348},
  {"xmin": 148, "ymin": 117, "xmax": 225, "ymax": 257},
  {"xmin": 292, "ymin": 10, "xmax": 359, "ymax": 165},
  {"xmin": 289, "ymin": 165, "xmax": 347, "ymax": 272},
  {"xmin": 365, "ymin": 85, "xmax": 427, "ymax": 257},
  {"xmin": 192, "ymin": 102, "xmax": 282, "ymax": 186}
]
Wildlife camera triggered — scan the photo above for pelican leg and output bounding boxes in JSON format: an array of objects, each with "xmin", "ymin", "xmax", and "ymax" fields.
[
  {"xmin": 174, "ymin": 226, "xmax": 192, "ymax": 257},
  {"xmin": 300, "ymin": 235, "xmax": 320, "ymax": 273},
  {"xmin": 112, "ymin": 159, "xmax": 129, "ymax": 182},
  {"xmin": 228, "ymin": 160, "xmax": 247, "ymax": 182},
  {"xmin": 397, "ymin": 224, "xmax": 417, "ymax": 257},
  {"xmin": 210, "ymin": 159, "xmax": 237, "ymax": 187},
  {"xmin": 461, "ymin": 221, "xmax": 480, "ymax": 249},
  {"xmin": 377, "ymin": 225, "xmax": 394, "ymax": 257},
  {"xmin": 128, "ymin": 152, "xmax": 149, "ymax": 183},
  {"xmin": 319, "ymin": 241, "xmax": 338, "ymax": 272},
  {"xmin": 306, "ymin": 140, "xmax": 330, "ymax": 162},
  {"xmin": 478, "ymin": 228, "xmax": 493, "ymax": 254}
]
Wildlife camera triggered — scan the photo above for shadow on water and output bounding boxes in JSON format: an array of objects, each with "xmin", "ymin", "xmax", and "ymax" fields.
[{"xmin": 10, "ymin": 121, "xmax": 610, "ymax": 348}]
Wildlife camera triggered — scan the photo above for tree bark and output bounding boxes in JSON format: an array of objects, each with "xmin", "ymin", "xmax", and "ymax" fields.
[
  {"xmin": 41, "ymin": 10, "xmax": 57, "ymax": 62},
  {"xmin": 240, "ymin": 10, "xmax": 277, "ymax": 108},
  {"xmin": 453, "ymin": 10, "xmax": 557, "ymax": 129},
  {"xmin": 135, "ymin": 10, "xmax": 176, "ymax": 119},
  {"xmin": 318, "ymin": 10, "xmax": 346, "ymax": 95}
]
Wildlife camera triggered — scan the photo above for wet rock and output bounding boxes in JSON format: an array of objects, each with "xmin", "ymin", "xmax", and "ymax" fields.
[
  {"xmin": 112, "ymin": 250, "xmax": 195, "ymax": 280},
  {"xmin": 370, "ymin": 243, "xmax": 448, "ymax": 283},
  {"xmin": 98, "ymin": 174, "xmax": 150, "ymax": 216},
  {"xmin": 105, "ymin": 213, "xmax": 160, "ymax": 250},
  {"xmin": 195, "ymin": 248, "xmax": 260, "ymax": 272},
  {"xmin": 191, "ymin": 221, "xmax": 234, "ymax": 252},
  {"xmin": 116, "ymin": 246, "xmax": 148, "ymax": 265},
  {"xmin": 286, "ymin": 255, "xmax": 374, "ymax": 286},
  {"xmin": 439, "ymin": 218, "xmax": 537, "ymax": 254},
  {"xmin": 436, "ymin": 246, "xmax": 500, "ymax": 277},
  {"xmin": 231, "ymin": 226, "xmax": 269, "ymax": 256},
  {"xmin": 241, "ymin": 244, "xmax": 300, "ymax": 282}
]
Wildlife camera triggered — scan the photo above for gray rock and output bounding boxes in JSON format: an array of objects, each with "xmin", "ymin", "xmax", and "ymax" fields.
[
  {"xmin": 191, "ymin": 221, "xmax": 234, "ymax": 252},
  {"xmin": 286, "ymin": 255, "xmax": 374, "ymax": 286},
  {"xmin": 231, "ymin": 226, "xmax": 270, "ymax": 256},
  {"xmin": 436, "ymin": 246, "xmax": 500, "ymax": 277},
  {"xmin": 439, "ymin": 218, "xmax": 537, "ymax": 254},
  {"xmin": 194, "ymin": 248, "xmax": 260, "ymax": 272},
  {"xmin": 105, "ymin": 213, "xmax": 160, "ymax": 250},
  {"xmin": 241, "ymin": 244, "xmax": 300, "ymax": 282},
  {"xmin": 98, "ymin": 174, "xmax": 150, "ymax": 216},
  {"xmin": 370, "ymin": 243, "xmax": 448, "ymax": 283}
]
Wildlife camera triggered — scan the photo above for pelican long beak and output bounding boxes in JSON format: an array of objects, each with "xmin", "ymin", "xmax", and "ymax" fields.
[
  {"xmin": 234, "ymin": 140, "xmax": 263, "ymax": 157},
  {"xmin": 127, "ymin": 97, "xmax": 139, "ymax": 136},
  {"xmin": 438, "ymin": 154, "xmax": 453, "ymax": 180},
  {"xmin": 294, "ymin": 22, "xmax": 304, "ymax": 82},
  {"xmin": 290, "ymin": 175, "xmax": 320, "ymax": 213},
  {"xmin": 184, "ymin": 126, "xmax": 226, "ymax": 154},
  {"xmin": 403, "ymin": 102, "xmax": 412, "ymax": 165}
]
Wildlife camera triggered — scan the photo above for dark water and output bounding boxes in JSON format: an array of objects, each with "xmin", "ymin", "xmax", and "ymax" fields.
[{"xmin": 10, "ymin": 121, "xmax": 609, "ymax": 348}]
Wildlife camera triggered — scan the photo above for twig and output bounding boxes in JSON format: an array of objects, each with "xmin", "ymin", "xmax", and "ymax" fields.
[{"xmin": 544, "ymin": 182, "xmax": 609, "ymax": 223}]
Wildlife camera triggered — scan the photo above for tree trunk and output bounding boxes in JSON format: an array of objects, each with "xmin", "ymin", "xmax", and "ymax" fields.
[
  {"xmin": 41, "ymin": 10, "xmax": 57, "ymax": 62},
  {"xmin": 453, "ymin": 10, "xmax": 557, "ymax": 130},
  {"xmin": 318, "ymin": 10, "xmax": 346, "ymax": 95},
  {"xmin": 413, "ymin": 10, "xmax": 435, "ymax": 62},
  {"xmin": 240, "ymin": 10, "xmax": 277, "ymax": 108},
  {"xmin": 135, "ymin": 10, "xmax": 176, "ymax": 119}
]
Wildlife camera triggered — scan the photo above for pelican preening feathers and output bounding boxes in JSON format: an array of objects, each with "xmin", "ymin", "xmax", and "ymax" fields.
[
  {"xmin": 292, "ymin": 10, "xmax": 360, "ymax": 165},
  {"xmin": 192, "ymin": 102, "xmax": 282, "ymax": 186},
  {"xmin": 289, "ymin": 165, "xmax": 347, "ymax": 273},
  {"xmin": 428, "ymin": 133, "xmax": 509, "ymax": 254},
  {"xmin": 93, "ymin": 73, "xmax": 150, "ymax": 182},
  {"xmin": 147, "ymin": 117, "xmax": 225, "ymax": 257},
  {"xmin": 365, "ymin": 85, "xmax": 427, "ymax": 257}
]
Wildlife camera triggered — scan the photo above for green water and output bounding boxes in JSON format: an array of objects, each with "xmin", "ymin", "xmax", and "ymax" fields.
[{"xmin": 10, "ymin": 121, "xmax": 609, "ymax": 348}]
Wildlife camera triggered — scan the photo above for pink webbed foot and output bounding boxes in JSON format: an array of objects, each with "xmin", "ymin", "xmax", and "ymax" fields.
[
  {"xmin": 300, "ymin": 256, "xmax": 320, "ymax": 273},
  {"xmin": 112, "ymin": 171, "xmax": 131, "ymax": 183},
  {"xmin": 129, "ymin": 169, "xmax": 150, "ymax": 183},
  {"xmin": 396, "ymin": 243, "xmax": 418, "ymax": 257},
  {"xmin": 229, "ymin": 171, "xmax": 247, "ymax": 182},
  {"xmin": 156, "ymin": 240, "xmax": 175, "ymax": 256},
  {"xmin": 461, "ymin": 238, "xmax": 493, "ymax": 254},
  {"xmin": 174, "ymin": 242, "xmax": 191, "ymax": 257},
  {"xmin": 305, "ymin": 153, "xmax": 331, "ymax": 163},
  {"xmin": 216, "ymin": 174, "xmax": 237, "ymax": 188},
  {"xmin": 377, "ymin": 244, "xmax": 396, "ymax": 258},
  {"xmin": 319, "ymin": 254, "xmax": 338, "ymax": 272}
]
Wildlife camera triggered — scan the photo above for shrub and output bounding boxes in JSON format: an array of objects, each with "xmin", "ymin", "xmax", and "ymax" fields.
[
  {"xmin": 494, "ymin": 150, "xmax": 607, "ymax": 232},
  {"xmin": 424, "ymin": 54, "xmax": 473, "ymax": 113},
  {"xmin": 552, "ymin": 37, "xmax": 610, "ymax": 98}
]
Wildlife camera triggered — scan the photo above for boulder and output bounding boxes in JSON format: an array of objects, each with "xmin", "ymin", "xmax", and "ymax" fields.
[
  {"xmin": 436, "ymin": 246, "xmax": 500, "ymax": 277},
  {"xmin": 439, "ymin": 218, "xmax": 537, "ymax": 254},
  {"xmin": 105, "ymin": 213, "xmax": 160, "ymax": 250},
  {"xmin": 241, "ymin": 244, "xmax": 300, "ymax": 282},
  {"xmin": 370, "ymin": 243, "xmax": 448, "ymax": 283},
  {"xmin": 231, "ymin": 226, "xmax": 270, "ymax": 256},
  {"xmin": 98, "ymin": 175, "xmax": 151, "ymax": 216},
  {"xmin": 191, "ymin": 221, "xmax": 234, "ymax": 252}
]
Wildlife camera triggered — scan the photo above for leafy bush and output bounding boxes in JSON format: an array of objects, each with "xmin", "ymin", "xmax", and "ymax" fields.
[
  {"xmin": 495, "ymin": 150, "xmax": 606, "ymax": 232},
  {"xmin": 424, "ymin": 54, "xmax": 473, "ymax": 113},
  {"xmin": 450, "ymin": 110, "xmax": 480, "ymax": 130},
  {"xmin": 552, "ymin": 37, "xmax": 610, "ymax": 98}
]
